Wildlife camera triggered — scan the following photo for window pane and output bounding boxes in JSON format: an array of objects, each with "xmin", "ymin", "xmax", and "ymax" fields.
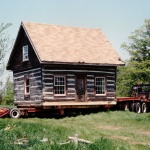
[
  {"xmin": 26, "ymin": 87, "xmax": 29, "ymax": 93},
  {"xmin": 23, "ymin": 45, "xmax": 29, "ymax": 61},
  {"xmin": 54, "ymin": 76, "xmax": 65, "ymax": 95},
  {"xmin": 95, "ymin": 77, "xmax": 105, "ymax": 95},
  {"xmin": 25, "ymin": 78, "xmax": 30, "ymax": 94},
  {"xmin": 24, "ymin": 48, "xmax": 28, "ymax": 53},
  {"xmin": 26, "ymin": 79, "xmax": 29, "ymax": 86},
  {"xmin": 25, "ymin": 55, "xmax": 28, "ymax": 60}
]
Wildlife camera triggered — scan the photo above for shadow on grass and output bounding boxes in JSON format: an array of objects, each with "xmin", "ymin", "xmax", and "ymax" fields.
[{"xmin": 25, "ymin": 108, "xmax": 111, "ymax": 119}]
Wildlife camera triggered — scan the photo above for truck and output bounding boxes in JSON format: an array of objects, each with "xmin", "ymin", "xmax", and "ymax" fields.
[
  {"xmin": 0, "ymin": 83, "xmax": 150, "ymax": 118},
  {"xmin": 116, "ymin": 83, "xmax": 150, "ymax": 113}
]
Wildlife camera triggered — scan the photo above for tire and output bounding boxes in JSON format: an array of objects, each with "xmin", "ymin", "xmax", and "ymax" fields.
[
  {"xmin": 129, "ymin": 103, "xmax": 135, "ymax": 112},
  {"xmin": 141, "ymin": 103, "xmax": 147, "ymax": 113},
  {"xmin": 9, "ymin": 108, "xmax": 21, "ymax": 118},
  {"xmin": 135, "ymin": 102, "xmax": 141, "ymax": 113}
]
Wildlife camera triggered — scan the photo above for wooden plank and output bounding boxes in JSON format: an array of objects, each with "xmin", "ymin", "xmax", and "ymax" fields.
[
  {"xmin": 42, "ymin": 101, "xmax": 116, "ymax": 106},
  {"xmin": 68, "ymin": 135, "xmax": 93, "ymax": 144}
]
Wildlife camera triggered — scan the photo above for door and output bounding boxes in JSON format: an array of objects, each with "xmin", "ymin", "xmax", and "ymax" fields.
[{"xmin": 76, "ymin": 75, "xmax": 86, "ymax": 101}]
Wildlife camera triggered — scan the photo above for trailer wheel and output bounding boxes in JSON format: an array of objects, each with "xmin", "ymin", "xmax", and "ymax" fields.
[
  {"xmin": 135, "ymin": 102, "xmax": 141, "ymax": 113},
  {"xmin": 9, "ymin": 108, "xmax": 21, "ymax": 118},
  {"xmin": 59, "ymin": 109, "xmax": 64, "ymax": 116},
  {"xmin": 141, "ymin": 103, "xmax": 147, "ymax": 113}
]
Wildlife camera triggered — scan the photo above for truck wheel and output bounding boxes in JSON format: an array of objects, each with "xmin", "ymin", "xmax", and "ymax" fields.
[
  {"xmin": 129, "ymin": 103, "xmax": 135, "ymax": 112},
  {"xmin": 9, "ymin": 108, "xmax": 21, "ymax": 118},
  {"xmin": 141, "ymin": 103, "xmax": 147, "ymax": 113},
  {"xmin": 135, "ymin": 102, "xmax": 141, "ymax": 113}
]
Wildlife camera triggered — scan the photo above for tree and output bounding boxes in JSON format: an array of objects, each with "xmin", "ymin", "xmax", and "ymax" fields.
[
  {"xmin": 121, "ymin": 19, "xmax": 150, "ymax": 62},
  {"xmin": 117, "ymin": 19, "xmax": 150, "ymax": 96},
  {"xmin": 0, "ymin": 76, "xmax": 13, "ymax": 105},
  {"xmin": 0, "ymin": 23, "xmax": 12, "ymax": 102},
  {"xmin": 0, "ymin": 23, "xmax": 12, "ymax": 74}
]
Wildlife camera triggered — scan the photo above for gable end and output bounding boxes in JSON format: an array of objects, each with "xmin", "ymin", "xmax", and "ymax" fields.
[{"xmin": 7, "ymin": 25, "xmax": 40, "ymax": 71}]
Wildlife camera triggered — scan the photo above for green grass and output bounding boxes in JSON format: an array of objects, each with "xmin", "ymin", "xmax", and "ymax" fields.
[{"xmin": 0, "ymin": 110, "xmax": 150, "ymax": 149}]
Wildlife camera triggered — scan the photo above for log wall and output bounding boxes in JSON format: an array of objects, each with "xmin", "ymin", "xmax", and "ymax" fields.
[
  {"xmin": 13, "ymin": 68, "xmax": 42, "ymax": 101},
  {"xmin": 42, "ymin": 65, "xmax": 116, "ymax": 102},
  {"xmin": 13, "ymin": 65, "xmax": 116, "ymax": 103}
]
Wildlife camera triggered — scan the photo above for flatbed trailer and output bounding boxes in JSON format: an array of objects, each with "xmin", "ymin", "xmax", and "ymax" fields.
[
  {"xmin": 0, "ymin": 84, "xmax": 150, "ymax": 118},
  {"xmin": 116, "ymin": 97, "xmax": 150, "ymax": 113},
  {"xmin": 0, "ymin": 101, "xmax": 116, "ymax": 118},
  {"xmin": 0, "ymin": 98, "xmax": 149, "ymax": 118}
]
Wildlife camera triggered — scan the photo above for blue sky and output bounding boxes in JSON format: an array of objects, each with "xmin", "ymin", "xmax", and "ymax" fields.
[{"xmin": 1, "ymin": 0, "xmax": 150, "ymax": 61}]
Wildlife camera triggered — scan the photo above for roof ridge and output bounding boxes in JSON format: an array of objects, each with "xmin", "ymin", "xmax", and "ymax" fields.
[{"xmin": 22, "ymin": 21, "xmax": 100, "ymax": 31}]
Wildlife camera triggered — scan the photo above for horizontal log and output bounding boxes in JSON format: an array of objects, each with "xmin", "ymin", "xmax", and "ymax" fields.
[
  {"xmin": 14, "ymin": 75, "xmax": 24, "ymax": 80},
  {"xmin": 67, "ymin": 90, "xmax": 75, "ymax": 93},
  {"xmin": 42, "ymin": 69, "xmax": 115, "ymax": 75},
  {"xmin": 66, "ymin": 74, "xmax": 75, "ymax": 76},
  {"xmin": 43, "ymin": 97, "xmax": 75, "ymax": 100},
  {"xmin": 14, "ymin": 68, "xmax": 41, "ymax": 76},
  {"xmin": 14, "ymin": 100, "xmax": 42, "ymax": 103}
]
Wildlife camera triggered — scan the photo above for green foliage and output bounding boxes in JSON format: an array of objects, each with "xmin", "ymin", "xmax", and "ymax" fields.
[
  {"xmin": 1, "ymin": 88, "xmax": 13, "ymax": 105},
  {"xmin": 117, "ymin": 19, "xmax": 150, "ymax": 96},
  {"xmin": 121, "ymin": 19, "xmax": 150, "ymax": 62},
  {"xmin": 1, "ymin": 76, "xmax": 13, "ymax": 105},
  {"xmin": 0, "ymin": 23, "xmax": 13, "ymax": 104},
  {"xmin": 0, "ymin": 23, "xmax": 12, "ymax": 75},
  {"xmin": 117, "ymin": 60, "xmax": 150, "ymax": 96},
  {"xmin": 117, "ymin": 65, "xmax": 134, "ymax": 97}
]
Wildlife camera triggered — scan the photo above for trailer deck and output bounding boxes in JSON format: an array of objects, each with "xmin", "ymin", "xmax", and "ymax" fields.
[
  {"xmin": 117, "ymin": 97, "xmax": 141, "ymax": 101},
  {"xmin": 0, "ymin": 108, "xmax": 10, "ymax": 117}
]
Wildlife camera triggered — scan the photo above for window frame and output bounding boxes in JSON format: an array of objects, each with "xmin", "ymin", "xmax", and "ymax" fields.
[
  {"xmin": 24, "ymin": 78, "xmax": 30, "ymax": 95},
  {"xmin": 95, "ymin": 77, "xmax": 106, "ymax": 96},
  {"xmin": 23, "ymin": 45, "xmax": 29, "ymax": 61},
  {"xmin": 54, "ymin": 76, "xmax": 66, "ymax": 96}
]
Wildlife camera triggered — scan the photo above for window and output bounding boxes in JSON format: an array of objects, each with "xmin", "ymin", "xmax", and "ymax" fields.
[
  {"xmin": 25, "ymin": 78, "xmax": 30, "ymax": 95},
  {"xmin": 95, "ymin": 77, "xmax": 106, "ymax": 95},
  {"xmin": 54, "ymin": 76, "xmax": 66, "ymax": 96},
  {"xmin": 23, "ymin": 45, "xmax": 29, "ymax": 61}
]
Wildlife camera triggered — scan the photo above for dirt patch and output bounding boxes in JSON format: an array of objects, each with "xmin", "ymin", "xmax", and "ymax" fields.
[
  {"xmin": 109, "ymin": 135, "xmax": 150, "ymax": 146},
  {"xmin": 98, "ymin": 125, "xmax": 122, "ymax": 131},
  {"xmin": 109, "ymin": 135, "xmax": 130, "ymax": 141},
  {"xmin": 130, "ymin": 141, "xmax": 150, "ymax": 146},
  {"xmin": 137, "ymin": 131, "xmax": 150, "ymax": 136}
]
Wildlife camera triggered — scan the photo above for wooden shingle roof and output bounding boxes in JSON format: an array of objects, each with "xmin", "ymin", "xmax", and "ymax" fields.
[{"xmin": 22, "ymin": 22, "xmax": 124, "ymax": 66}]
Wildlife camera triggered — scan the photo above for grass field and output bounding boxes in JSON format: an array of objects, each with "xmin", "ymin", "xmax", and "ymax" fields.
[{"xmin": 0, "ymin": 110, "xmax": 150, "ymax": 150}]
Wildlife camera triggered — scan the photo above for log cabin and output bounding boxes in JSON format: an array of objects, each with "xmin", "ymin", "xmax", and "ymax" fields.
[{"xmin": 7, "ymin": 22, "xmax": 124, "ymax": 110}]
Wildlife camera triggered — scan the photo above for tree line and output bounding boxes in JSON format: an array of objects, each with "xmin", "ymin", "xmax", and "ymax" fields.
[
  {"xmin": 0, "ymin": 23, "xmax": 13, "ymax": 105},
  {"xmin": 117, "ymin": 19, "xmax": 150, "ymax": 96},
  {"xmin": 0, "ymin": 20, "xmax": 150, "ymax": 105}
]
